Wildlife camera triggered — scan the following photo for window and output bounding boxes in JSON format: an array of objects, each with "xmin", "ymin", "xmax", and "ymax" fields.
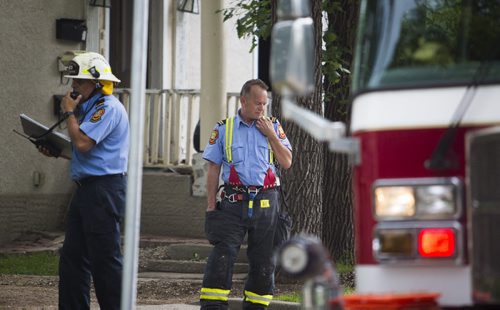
[{"xmin": 353, "ymin": 0, "xmax": 500, "ymax": 93}]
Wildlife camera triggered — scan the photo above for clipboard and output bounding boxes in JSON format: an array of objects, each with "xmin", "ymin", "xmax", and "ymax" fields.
[{"xmin": 18, "ymin": 113, "xmax": 72, "ymax": 159}]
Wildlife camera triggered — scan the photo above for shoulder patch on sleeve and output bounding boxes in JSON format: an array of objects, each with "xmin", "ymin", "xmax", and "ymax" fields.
[
  {"xmin": 90, "ymin": 108, "xmax": 105, "ymax": 123},
  {"xmin": 278, "ymin": 124, "xmax": 286, "ymax": 139},
  {"xmin": 209, "ymin": 128, "xmax": 219, "ymax": 144}
]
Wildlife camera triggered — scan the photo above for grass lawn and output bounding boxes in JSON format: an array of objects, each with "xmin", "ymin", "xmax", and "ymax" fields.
[
  {"xmin": 275, "ymin": 291, "xmax": 301, "ymax": 302},
  {"xmin": 0, "ymin": 252, "xmax": 59, "ymax": 276}
]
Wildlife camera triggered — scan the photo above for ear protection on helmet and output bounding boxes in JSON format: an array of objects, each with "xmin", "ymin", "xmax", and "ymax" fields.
[{"xmin": 88, "ymin": 66, "xmax": 102, "ymax": 89}]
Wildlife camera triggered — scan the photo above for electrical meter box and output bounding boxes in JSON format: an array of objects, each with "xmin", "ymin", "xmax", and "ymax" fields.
[{"xmin": 56, "ymin": 18, "xmax": 87, "ymax": 42}]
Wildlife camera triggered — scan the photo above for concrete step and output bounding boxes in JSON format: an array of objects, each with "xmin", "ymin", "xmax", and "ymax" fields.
[
  {"xmin": 138, "ymin": 234, "xmax": 248, "ymax": 263},
  {"xmin": 140, "ymin": 259, "xmax": 248, "ymax": 274},
  {"xmin": 167, "ymin": 243, "xmax": 248, "ymax": 263},
  {"xmin": 138, "ymin": 272, "xmax": 247, "ymax": 282},
  {"xmin": 139, "ymin": 235, "xmax": 209, "ymax": 248},
  {"xmin": 138, "ymin": 236, "xmax": 250, "ymax": 276}
]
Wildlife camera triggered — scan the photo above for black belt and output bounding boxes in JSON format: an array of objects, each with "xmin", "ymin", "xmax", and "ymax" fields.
[
  {"xmin": 223, "ymin": 185, "xmax": 277, "ymax": 217},
  {"xmin": 222, "ymin": 184, "xmax": 277, "ymax": 202},
  {"xmin": 75, "ymin": 173, "xmax": 126, "ymax": 187},
  {"xmin": 224, "ymin": 184, "xmax": 277, "ymax": 193}
]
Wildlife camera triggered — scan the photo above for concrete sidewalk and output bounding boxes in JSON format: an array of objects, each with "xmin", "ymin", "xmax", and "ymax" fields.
[
  {"xmin": 137, "ymin": 298, "xmax": 300, "ymax": 309},
  {"xmin": 138, "ymin": 305, "xmax": 198, "ymax": 309}
]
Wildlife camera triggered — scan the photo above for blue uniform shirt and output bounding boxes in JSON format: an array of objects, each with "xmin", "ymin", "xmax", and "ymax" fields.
[
  {"xmin": 71, "ymin": 93, "xmax": 129, "ymax": 180},
  {"xmin": 203, "ymin": 110, "xmax": 292, "ymax": 186}
]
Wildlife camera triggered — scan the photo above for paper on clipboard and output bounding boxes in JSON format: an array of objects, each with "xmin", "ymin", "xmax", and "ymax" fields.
[{"xmin": 19, "ymin": 113, "xmax": 72, "ymax": 159}]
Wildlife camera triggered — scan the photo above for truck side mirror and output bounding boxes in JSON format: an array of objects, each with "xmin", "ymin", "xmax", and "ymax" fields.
[
  {"xmin": 270, "ymin": 17, "xmax": 315, "ymax": 96},
  {"xmin": 276, "ymin": 0, "xmax": 311, "ymax": 20}
]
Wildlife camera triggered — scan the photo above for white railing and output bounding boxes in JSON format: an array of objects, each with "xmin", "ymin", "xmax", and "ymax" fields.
[{"xmin": 115, "ymin": 88, "xmax": 240, "ymax": 168}]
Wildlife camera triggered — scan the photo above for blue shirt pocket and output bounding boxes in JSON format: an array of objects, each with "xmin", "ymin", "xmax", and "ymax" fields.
[
  {"xmin": 257, "ymin": 139, "xmax": 270, "ymax": 164},
  {"xmin": 230, "ymin": 143, "xmax": 245, "ymax": 164}
]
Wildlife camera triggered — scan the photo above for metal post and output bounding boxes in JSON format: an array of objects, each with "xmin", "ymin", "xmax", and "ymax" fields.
[{"xmin": 121, "ymin": 0, "xmax": 149, "ymax": 309}]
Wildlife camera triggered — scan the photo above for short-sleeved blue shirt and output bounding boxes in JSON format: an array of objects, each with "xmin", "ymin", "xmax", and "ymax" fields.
[
  {"xmin": 71, "ymin": 93, "xmax": 129, "ymax": 181},
  {"xmin": 202, "ymin": 110, "xmax": 292, "ymax": 186}
]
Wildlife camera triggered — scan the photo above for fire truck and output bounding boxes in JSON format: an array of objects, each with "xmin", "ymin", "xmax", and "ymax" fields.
[{"xmin": 271, "ymin": 0, "xmax": 500, "ymax": 308}]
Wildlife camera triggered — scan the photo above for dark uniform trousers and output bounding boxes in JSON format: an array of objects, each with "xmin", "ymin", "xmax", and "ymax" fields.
[
  {"xmin": 201, "ymin": 187, "xmax": 279, "ymax": 310},
  {"xmin": 59, "ymin": 174, "xmax": 126, "ymax": 310}
]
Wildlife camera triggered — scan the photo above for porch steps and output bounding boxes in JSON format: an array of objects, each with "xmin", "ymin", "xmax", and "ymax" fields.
[{"xmin": 138, "ymin": 235, "xmax": 248, "ymax": 277}]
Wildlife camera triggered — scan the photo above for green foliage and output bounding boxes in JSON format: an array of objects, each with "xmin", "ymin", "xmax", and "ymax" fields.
[
  {"xmin": 0, "ymin": 252, "xmax": 59, "ymax": 276},
  {"xmin": 220, "ymin": 0, "xmax": 272, "ymax": 52},
  {"xmin": 221, "ymin": 0, "xmax": 354, "ymax": 87},
  {"xmin": 343, "ymin": 286, "xmax": 355, "ymax": 295},
  {"xmin": 322, "ymin": 0, "xmax": 354, "ymax": 92},
  {"xmin": 335, "ymin": 262, "xmax": 354, "ymax": 274}
]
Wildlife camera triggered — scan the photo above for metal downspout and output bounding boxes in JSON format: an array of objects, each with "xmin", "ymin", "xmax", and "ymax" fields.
[{"xmin": 121, "ymin": 0, "xmax": 149, "ymax": 308}]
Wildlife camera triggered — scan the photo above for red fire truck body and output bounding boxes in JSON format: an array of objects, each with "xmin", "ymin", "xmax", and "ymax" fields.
[
  {"xmin": 271, "ymin": 0, "xmax": 500, "ymax": 307},
  {"xmin": 352, "ymin": 87, "xmax": 500, "ymax": 306},
  {"xmin": 350, "ymin": 1, "xmax": 500, "ymax": 307}
]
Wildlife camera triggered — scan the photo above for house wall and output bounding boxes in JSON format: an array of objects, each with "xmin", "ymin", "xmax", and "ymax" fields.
[
  {"xmin": 0, "ymin": 0, "xmax": 85, "ymax": 244},
  {"xmin": 172, "ymin": 1, "xmax": 255, "ymax": 92},
  {"xmin": 0, "ymin": 0, "xmax": 256, "ymax": 246}
]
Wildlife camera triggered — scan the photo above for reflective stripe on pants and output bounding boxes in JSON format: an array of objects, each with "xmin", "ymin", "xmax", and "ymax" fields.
[
  {"xmin": 200, "ymin": 287, "xmax": 230, "ymax": 302},
  {"xmin": 244, "ymin": 290, "xmax": 273, "ymax": 306}
]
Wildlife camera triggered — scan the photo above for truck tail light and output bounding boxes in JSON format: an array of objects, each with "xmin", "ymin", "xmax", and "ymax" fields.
[
  {"xmin": 418, "ymin": 228, "xmax": 455, "ymax": 258},
  {"xmin": 373, "ymin": 224, "xmax": 462, "ymax": 263}
]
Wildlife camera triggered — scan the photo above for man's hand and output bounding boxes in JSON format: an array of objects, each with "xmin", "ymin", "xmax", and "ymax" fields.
[
  {"xmin": 256, "ymin": 117, "xmax": 293, "ymax": 169},
  {"xmin": 206, "ymin": 162, "xmax": 222, "ymax": 212},
  {"xmin": 256, "ymin": 116, "xmax": 274, "ymax": 137},
  {"xmin": 61, "ymin": 91, "xmax": 82, "ymax": 114}
]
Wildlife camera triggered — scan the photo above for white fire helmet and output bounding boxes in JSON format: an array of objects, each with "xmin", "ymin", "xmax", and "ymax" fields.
[{"xmin": 64, "ymin": 52, "xmax": 120, "ymax": 83}]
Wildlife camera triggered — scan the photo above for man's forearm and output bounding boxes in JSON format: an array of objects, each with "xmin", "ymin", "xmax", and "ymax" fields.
[
  {"xmin": 66, "ymin": 116, "xmax": 95, "ymax": 153},
  {"xmin": 268, "ymin": 134, "xmax": 292, "ymax": 169}
]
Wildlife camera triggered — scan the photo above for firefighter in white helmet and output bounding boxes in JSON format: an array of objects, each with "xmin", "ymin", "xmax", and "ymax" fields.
[{"xmin": 39, "ymin": 51, "xmax": 129, "ymax": 309}]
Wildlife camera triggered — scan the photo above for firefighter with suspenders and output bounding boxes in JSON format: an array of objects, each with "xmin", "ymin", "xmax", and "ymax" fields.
[{"xmin": 200, "ymin": 79, "xmax": 293, "ymax": 309}]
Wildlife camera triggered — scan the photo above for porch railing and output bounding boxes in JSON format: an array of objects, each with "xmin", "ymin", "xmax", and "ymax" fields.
[{"xmin": 115, "ymin": 88, "xmax": 240, "ymax": 168}]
